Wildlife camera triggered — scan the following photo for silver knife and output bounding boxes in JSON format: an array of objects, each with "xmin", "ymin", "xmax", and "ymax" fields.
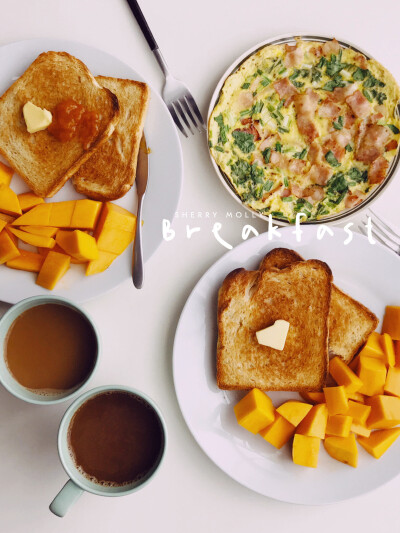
[{"xmin": 132, "ymin": 134, "xmax": 148, "ymax": 289}]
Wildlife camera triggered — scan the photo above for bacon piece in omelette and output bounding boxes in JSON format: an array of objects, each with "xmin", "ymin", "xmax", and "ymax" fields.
[
  {"xmin": 318, "ymin": 99, "xmax": 341, "ymax": 119},
  {"xmin": 321, "ymin": 38, "xmax": 340, "ymax": 56},
  {"xmin": 234, "ymin": 120, "xmax": 261, "ymax": 141},
  {"xmin": 369, "ymin": 155, "xmax": 389, "ymax": 184},
  {"xmin": 346, "ymin": 90, "xmax": 371, "ymax": 119},
  {"xmin": 386, "ymin": 139, "xmax": 398, "ymax": 152},
  {"xmin": 270, "ymin": 151, "xmax": 307, "ymax": 174},
  {"xmin": 323, "ymin": 129, "xmax": 352, "ymax": 162},
  {"xmin": 307, "ymin": 164, "xmax": 333, "ymax": 186},
  {"xmin": 354, "ymin": 54, "xmax": 368, "ymax": 70},
  {"xmin": 294, "ymin": 89, "xmax": 319, "ymax": 143},
  {"xmin": 331, "ymin": 85, "xmax": 357, "ymax": 104},
  {"xmin": 308, "ymin": 141, "xmax": 323, "ymax": 163},
  {"xmin": 284, "ymin": 44, "xmax": 304, "ymax": 68},
  {"xmin": 273, "ymin": 78, "xmax": 298, "ymax": 107},
  {"xmin": 345, "ymin": 193, "xmax": 364, "ymax": 208},
  {"xmin": 356, "ymin": 124, "xmax": 392, "ymax": 163}
]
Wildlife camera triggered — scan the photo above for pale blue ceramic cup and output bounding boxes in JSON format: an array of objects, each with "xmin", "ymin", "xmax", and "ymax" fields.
[
  {"xmin": 0, "ymin": 295, "xmax": 100, "ymax": 405},
  {"xmin": 49, "ymin": 385, "xmax": 167, "ymax": 517}
]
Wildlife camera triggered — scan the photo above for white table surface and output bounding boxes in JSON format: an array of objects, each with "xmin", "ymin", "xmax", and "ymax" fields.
[{"xmin": 1, "ymin": 0, "xmax": 400, "ymax": 531}]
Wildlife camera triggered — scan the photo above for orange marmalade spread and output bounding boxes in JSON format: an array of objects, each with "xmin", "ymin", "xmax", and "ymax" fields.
[{"xmin": 48, "ymin": 99, "xmax": 100, "ymax": 149}]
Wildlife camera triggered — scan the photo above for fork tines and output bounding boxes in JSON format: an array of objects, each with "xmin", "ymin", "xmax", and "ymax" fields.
[
  {"xmin": 359, "ymin": 209, "xmax": 400, "ymax": 253},
  {"xmin": 167, "ymin": 94, "xmax": 206, "ymax": 138}
]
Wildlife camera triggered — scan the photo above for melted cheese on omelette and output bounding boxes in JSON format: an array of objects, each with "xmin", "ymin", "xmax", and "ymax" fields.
[{"xmin": 209, "ymin": 39, "xmax": 400, "ymax": 222}]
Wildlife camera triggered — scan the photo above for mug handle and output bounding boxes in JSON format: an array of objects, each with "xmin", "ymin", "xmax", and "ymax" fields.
[{"xmin": 49, "ymin": 479, "xmax": 84, "ymax": 517}]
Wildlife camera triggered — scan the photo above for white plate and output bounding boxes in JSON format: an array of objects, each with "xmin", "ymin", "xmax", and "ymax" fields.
[
  {"xmin": 173, "ymin": 227, "xmax": 400, "ymax": 504},
  {"xmin": 0, "ymin": 39, "xmax": 183, "ymax": 303}
]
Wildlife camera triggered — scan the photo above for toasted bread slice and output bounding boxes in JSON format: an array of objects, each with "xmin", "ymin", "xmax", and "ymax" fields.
[
  {"xmin": 217, "ymin": 259, "xmax": 332, "ymax": 391},
  {"xmin": 261, "ymin": 248, "xmax": 379, "ymax": 364},
  {"xmin": 0, "ymin": 52, "xmax": 119, "ymax": 197},
  {"xmin": 72, "ymin": 76, "xmax": 149, "ymax": 201}
]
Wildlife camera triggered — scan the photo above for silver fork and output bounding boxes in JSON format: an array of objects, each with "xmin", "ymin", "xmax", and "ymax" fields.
[
  {"xmin": 126, "ymin": 0, "xmax": 206, "ymax": 138},
  {"xmin": 359, "ymin": 209, "xmax": 400, "ymax": 254}
]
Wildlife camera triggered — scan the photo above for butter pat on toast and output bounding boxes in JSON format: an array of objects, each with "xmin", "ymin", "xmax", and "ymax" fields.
[
  {"xmin": 72, "ymin": 76, "xmax": 149, "ymax": 201},
  {"xmin": 217, "ymin": 259, "xmax": 332, "ymax": 391},
  {"xmin": 260, "ymin": 248, "xmax": 378, "ymax": 364},
  {"xmin": 0, "ymin": 52, "xmax": 119, "ymax": 197}
]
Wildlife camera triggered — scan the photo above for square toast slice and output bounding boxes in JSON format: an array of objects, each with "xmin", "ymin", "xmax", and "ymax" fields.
[
  {"xmin": 260, "ymin": 248, "xmax": 379, "ymax": 364},
  {"xmin": 0, "ymin": 52, "xmax": 120, "ymax": 197},
  {"xmin": 217, "ymin": 259, "xmax": 332, "ymax": 391},
  {"xmin": 72, "ymin": 76, "xmax": 150, "ymax": 201}
]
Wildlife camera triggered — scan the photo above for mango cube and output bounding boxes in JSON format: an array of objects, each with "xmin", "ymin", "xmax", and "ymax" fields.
[
  {"xmin": 56, "ymin": 230, "xmax": 98, "ymax": 261},
  {"xmin": 0, "ymin": 230, "xmax": 20, "ymax": 264},
  {"xmin": 382, "ymin": 306, "xmax": 400, "ymax": 340},
  {"xmin": 259, "ymin": 413, "xmax": 295, "ymax": 448},
  {"xmin": 96, "ymin": 227, "xmax": 134, "ymax": 255},
  {"xmin": 323, "ymin": 386, "xmax": 349, "ymax": 415},
  {"xmin": 357, "ymin": 355, "xmax": 386, "ymax": 396},
  {"xmin": 17, "ymin": 192, "xmax": 44, "ymax": 212},
  {"xmin": 329, "ymin": 356, "xmax": 363, "ymax": 393},
  {"xmin": 234, "ymin": 389, "xmax": 275, "ymax": 434},
  {"xmin": 94, "ymin": 202, "xmax": 136, "ymax": 235},
  {"xmin": 380, "ymin": 333, "xmax": 396, "ymax": 367},
  {"xmin": 0, "ymin": 161, "xmax": 13, "ymax": 186},
  {"xmin": 384, "ymin": 367, "xmax": 400, "ymax": 397},
  {"xmin": 326, "ymin": 415, "xmax": 352, "ymax": 437},
  {"xmin": 366, "ymin": 395, "xmax": 400, "ymax": 429},
  {"xmin": 351, "ymin": 421, "xmax": 371, "ymax": 438},
  {"xmin": 358, "ymin": 428, "xmax": 400, "ymax": 458},
  {"xmin": 6, "ymin": 249, "xmax": 44, "ymax": 272},
  {"xmin": 70, "ymin": 199, "xmax": 102, "ymax": 230},
  {"xmin": 86, "ymin": 250, "xmax": 117, "ymax": 276},
  {"xmin": 276, "ymin": 401, "xmax": 312, "ymax": 427},
  {"xmin": 21, "ymin": 225, "xmax": 58, "ymax": 238},
  {"xmin": 12, "ymin": 203, "xmax": 51, "ymax": 226},
  {"xmin": 0, "ymin": 212, "xmax": 15, "ymax": 224},
  {"xmin": 36, "ymin": 251, "xmax": 70, "ymax": 290},
  {"xmin": 292, "ymin": 434, "xmax": 320, "ymax": 468},
  {"xmin": 348, "ymin": 354, "xmax": 361, "ymax": 373},
  {"xmin": 324, "ymin": 434, "xmax": 358, "ymax": 467},
  {"xmin": 49, "ymin": 201, "xmax": 75, "ymax": 227},
  {"xmin": 8, "ymin": 227, "xmax": 55, "ymax": 248},
  {"xmin": 347, "ymin": 400, "xmax": 371, "ymax": 425},
  {"xmin": 0, "ymin": 185, "xmax": 21, "ymax": 216},
  {"xmin": 296, "ymin": 403, "xmax": 328, "ymax": 439},
  {"xmin": 394, "ymin": 341, "xmax": 400, "ymax": 367},
  {"xmin": 299, "ymin": 391, "xmax": 325, "ymax": 404},
  {"xmin": 346, "ymin": 390, "xmax": 365, "ymax": 402},
  {"xmin": 359, "ymin": 332, "xmax": 385, "ymax": 359}
]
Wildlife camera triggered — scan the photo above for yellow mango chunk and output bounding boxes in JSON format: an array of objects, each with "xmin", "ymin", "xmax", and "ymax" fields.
[
  {"xmin": 357, "ymin": 355, "xmax": 386, "ymax": 396},
  {"xmin": 0, "ymin": 230, "xmax": 20, "ymax": 264},
  {"xmin": 8, "ymin": 227, "xmax": 55, "ymax": 248},
  {"xmin": 17, "ymin": 192, "xmax": 44, "ymax": 212},
  {"xmin": 86, "ymin": 250, "xmax": 117, "ymax": 276},
  {"xmin": 56, "ymin": 230, "xmax": 98, "ymax": 261},
  {"xmin": 0, "ymin": 219, "xmax": 6, "ymax": 233},
  {"xmin": 358, "ymin": 428, "xmax": 400, "ymax": 458},
  {"xmin": 0, "ymin": 161, "xmax": 13, "ymax": 186},
  {"xmin": 94, "ymin": 202, "xmax": 136, "ymax": 236},
  {"xmin": 276, "ymin": 401, "xmax": 312, "ymax": 427},
  {"xmin": 299, "ymin": 391, "xmax": 325, "ymax": 404},
  {"xmin": 21, "ymin": 225, "xmax": 58, "ymax": 237},
  {"xmin": 12, "ymin": 203, "xmax": 52, "ymax": 226},
  {"xmin": 6, "ymin": 249, "xmax": 44, "ymax": 272},
  {"xmin": 394, "ymin": 341, "xmax": 400, "ymax": 367},
  {"xmin": 36, "ymin": 251, "xmax": 70, "ymax": 290},
  {"xmin": 70, "ymin": 199, "xmax": 102, "ymax": 230},
  {"xmin": 348, "ymin": 354, "xmax": 361, "ymax": 373},
  {"xmin": 346, "ymin": 390, "xmax": 365, "ymax": 402},
  {"xmin": 49, "ymin": 200, "xmax": 76, "ymax": 227},
  {"xmin": 96, "ymin": 227, "xmax": 134, "ymax": 255},
  {"xmin": 259, "ymin": 413, "xmax": 295, "ymax": 449},
  {"xmin": 384, "ymin": 367, "xmax": 400, "ymax": 397},
  {"xmin": 324, "ymin": 434, "xmax": 358, "ymax": 467},
  {"xmin": 234, "ymin": 389, "xmax": 275, "ymax": 434},
  {"xmin": 366, "ymin": 395, "xmax": 400, "ymax": 429},
  {"xmin": 0, "ymin": 212, "xmax": 15, "ymax": 224},
  {"xmin": 5, "ymin": 226, "xmax": 18, "ymax": 246},
  {"xmin": 351, "ymin": 421, "xmax": 371, "ymax": 438},
  {"xmin": 359, "ymin": 332, "xmax": 385, "ymax": 359},
  {"xmin": 292, "ymin": 434, "xmax": 320, "ymax": 468},
  {"xmin": 380, "ymin": 333, "xmax": 396, "ymax": 367},
  {"xmin": 0, "ymin": 185, "xmax": 21, "ymax": 216},
  {"xmin": 296, "ymin": 403, "xmax": 328, "ymax": 439},
  {"xmin": 329, "ymin": 356, "xmax": 363, "ymax": 393},
  {"xmin": 382, "ymin": 306, "xmax": 400, "ymax": 340},
  {"xmin": 326, "ymin": 415, "xmax": 352, "ymax": 437},
  {"xmin": 347, "ymin": 400, "xmax": 371, "ymax": 425},
  {"xmin": 323, "ymin": 386, "xmax": 349, "ymax": 415}
]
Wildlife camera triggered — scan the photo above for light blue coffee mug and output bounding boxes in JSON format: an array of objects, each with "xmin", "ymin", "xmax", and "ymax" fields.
[
  {"xmin": 0, "ymin": 295, "xmax": 100, "ymax": 405},
  {"xmin": 50, "ymin": 385, "xmax": 167, "ymax": 517}
]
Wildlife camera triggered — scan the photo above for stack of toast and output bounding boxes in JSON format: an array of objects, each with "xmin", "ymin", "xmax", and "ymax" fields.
[
  {"xmin": 0, "ymin": 51, "xmax": 149, "ymax": 201},
  {"xmin": 217, "ymin": 248, "xmax": 378, "ymax": 392}
]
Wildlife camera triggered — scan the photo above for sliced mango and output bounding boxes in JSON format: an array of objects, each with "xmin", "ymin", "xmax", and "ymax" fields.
[
  {"xmin": 348, "ymin": 354, "xmax": 361, "ymax": 373},
  {"xmin": 366, "ymin": 395, "xmax": 400, "ymax": 429},
  {"xmin": 324, "ymin": 434, "xmax": 358, "ymax": 467},
  {"xmin": 326, "ymin": 415, "xmax": 352, "ymax": 437},
  {"xmin": 329, "ymin": 356, "xmax": 363, "ymax": 393},
  {"xmin": 96, "ymin": 227, "xmax": 134, "ymax": 255},
  {"xmin": 49, "ymin": 200, "xmax": 75, "ymax": 227},
  {"xmin": 276, "ymin": 401, "xmax": 312, "ymax": 427},
  {"xmin": 7, "ymin": 227, "xmax": 55, "ymax": 248},
  {"xmin": 12, "ymin": 203, "xmax": 52, "ymax": 226},
  {"xmin": 17, "ymin": 192, "xmax": 44, "ymax": 212},
  {"xmin": 259, "ymin": 413, "xmax": 295, "ymax": 449},
  {"xmin": 56, "ymin": 230, "xmax": 98, "ymax": 261},
  {"xmin": 0, "ymin": 161, "xmax": 13, "ymax": 186},
  {"xmin": 346, "ymin": 390, "xmax": 365, "ymax": 403},
  {"xmin": 0, "ymin": 212, "xmax": 15, "ymax": 224},
  {"xmin": 0, "ymin": 185, "xmax": 21, "ymax": 216},
  {"xmin": 6, "ymin": 249, "xmax": 44, "ymax": 272},
  {"xmin": 292, "ymin": 434, "xmax": 320, "ymax": 468},
  {"xmin": 234, "ymin": 389, "xmax": 275, "ymax": 434},
  {"xmin": 395, "ymin": 341, "xmax": 400, "ymax": 367},
  {"xmin": 299, "ymin": 391, "xmax": 325, "ymax": 404},
  {"xmin": 357, "ymin": 355, "xmax": 386, "ymax": 396},
  {"xmin": 359, "ymin": 332, "xmax": 385, "ymax": 359},
  {"xmin": 358, "ymin": 428, "xmax": 400, "ymax": 458},
  {"xmin": 71, "ymin": 199, "xmax": 102, "ymax": 229},
  {"xmin": 0, "ymin": 230, "xmax": 20, "ymax": 264},
  {"xmin": 323, "ymin": 386, "xmax": 349, "ymax": 415},
  {"xmin": 351, "ymin": 421, "xmax": 371, "ymax": 438},
  {"xmin": 0, "ymin": 219, "xmax": 6, "ymax": 233},
  {"xmin": 347, "ymin": 400, "xmax": 371, "ymax": 425},
  {"xmin": 21, "ymin": 225, "xmax": 58, "ymax": 238},
  {"xmin": 380, "ymin": 333, "xmax": 396, "ymax": 367},
  {"xmin": 296, "ymin": 403, "xmax": 328, "ymax": 439},
  {"xmin": 382, "ymin": 306, "xmax": 400, "ymax": 340},
  {"xmin": 86, "ymin": 250, "xmax": 117, "ymax": 276},
  {"xmin": 36, "ymin": 251, "xmax": 70, "ymax": 290},
  {"xmin": 384, "ymin": 366, "xmax": 400, "ymax": 397},
  {"xmin": 94, "ymin": 202, "xmax": 136, "ymax": 236}
]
